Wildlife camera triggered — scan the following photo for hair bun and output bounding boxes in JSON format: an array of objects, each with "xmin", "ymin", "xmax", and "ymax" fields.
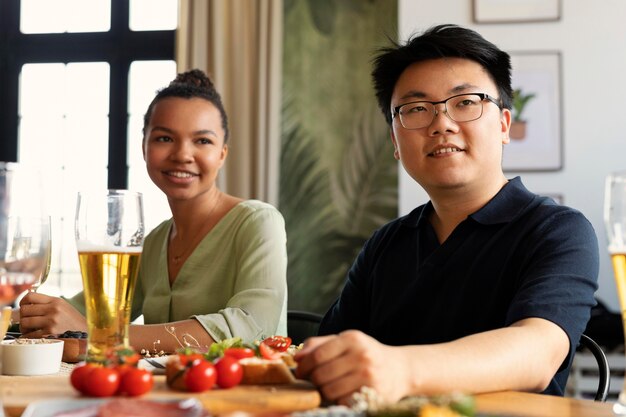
[{"xmin": 171, "ymin": 69, "xmax": 215, "ymax": 90}]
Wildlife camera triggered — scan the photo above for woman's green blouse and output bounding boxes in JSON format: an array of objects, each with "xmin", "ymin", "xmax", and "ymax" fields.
[{"xmin": 67, "ymin": 200, "xmax": 288, "ymax": 343}]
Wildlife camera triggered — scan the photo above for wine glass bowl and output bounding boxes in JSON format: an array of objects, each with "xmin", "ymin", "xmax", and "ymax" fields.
[
  {"xmin": 28, "ymin": 216, "xmax": 52, "ymax": 293},
  {"xmin": 0, "ymin": 273, "xmax": 38, "ymax": 342},
  {"xmin": 604, "ymin": 171, "xmax": 626, "ymax": 414},
  {"xmin": 0, "ymin": 162, "xmax": 49, "ymax": 342}
]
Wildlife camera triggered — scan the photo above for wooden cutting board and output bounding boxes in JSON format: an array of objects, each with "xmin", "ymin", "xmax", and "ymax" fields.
[{"xmin": 1, "ymin": 374, "xmax": 322, "ymax": 416}]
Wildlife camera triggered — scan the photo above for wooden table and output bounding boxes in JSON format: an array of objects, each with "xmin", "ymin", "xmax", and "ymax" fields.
[
  {"xmin": 475, "ymin": 391, "xmax": 614, "ymax": 417},
  {"xmin": 1, "ymin": 374, "xmax": 321, "ymax": 416},
  {"xmin": 0, "ymin": 374, "xmax": 617, "ymax": 417}
]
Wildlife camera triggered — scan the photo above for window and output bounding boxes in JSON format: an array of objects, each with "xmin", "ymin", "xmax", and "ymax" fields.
[{"xmin": 0, "ymin": 0, "xmax": 177, "ymax": 295}]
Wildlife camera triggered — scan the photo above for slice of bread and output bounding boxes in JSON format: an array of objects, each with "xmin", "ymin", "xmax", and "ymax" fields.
[{"xmin": 239, "ymin": 357, "xmax": 296, "ymax": 385}]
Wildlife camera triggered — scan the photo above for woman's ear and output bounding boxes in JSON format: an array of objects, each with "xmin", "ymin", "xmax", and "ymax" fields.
[{"xmin": 219, "ymin": 144, "xmax": 229, "ymax": 167}]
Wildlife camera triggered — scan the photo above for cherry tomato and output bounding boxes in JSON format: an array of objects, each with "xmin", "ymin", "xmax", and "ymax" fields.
[
  {"xmin": 258, "ymin": 341, "xmax": 281, "ymax": 360},
  {"xmin": 119, "ymin": 367, "xmax": 154, "ymax": 396},
  {"xmin": 214, "ymin": 356, "xmax": 243, "ymax": 389},
  {"xmin": 179, "ymin": 353, "xmax": 205, "ymax": 366},
  {"xmin": 107, "ymin": 346, "xmax": 140, "ymax": 367},
  {"xmin": 262, "ymin": 336, "xmax": 292, "ymax": 352},
  {"xmin": 184, "ymin": 360, "xmax": 217, "ymax": 392},
  {"xmin": 83, "ymin": 366, "xmax": 120, "ymax": 397},
  {"xmin": 224, "ymin": 347, "xmax": 256, "ymax": 360},
  {"xmin": 70, "ymin": 362, "xmax": 98, "ymax": 394},
  {"xmin": 114, "ymin": 365, "xmax": 133, "ymax": 395}
]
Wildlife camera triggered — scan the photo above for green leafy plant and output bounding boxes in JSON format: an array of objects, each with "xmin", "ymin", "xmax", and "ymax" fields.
[{"xmin": 512, "ymin": 88, "xmax": 536, "ymax": 122}]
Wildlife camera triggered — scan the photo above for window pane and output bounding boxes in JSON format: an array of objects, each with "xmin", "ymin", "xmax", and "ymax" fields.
[
  {"xmin": 128, "ymin": 60, "xmax": 176, "ymax": 113},
  {"xmin": 20, "ymin": 0, "xmax": 110, "ymax": 34},
  {"xmin": 129, "ymin": 0, "xmax": 178, "ymax": 31},
  {"xmin": 66, "ymin": 63, "xmax": 110, "ymax": 115},
  {"xmin": 128, "ymin": 60, "xmax": 176, "ymax": 232},
  {"xmin": 18, "ymin": 62, "xmax": 110, "ymax": 294},
  {"xmin": 20, "ymin": 64, "xmax": 66, "ymax": 115}
]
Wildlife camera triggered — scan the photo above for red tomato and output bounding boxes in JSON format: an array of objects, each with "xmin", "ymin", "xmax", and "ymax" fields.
[
  {"xmin": 84, "ymin": 366, "xmax": 120, "ymax": 397},
  {"xmin": 184, "ymin": 360, "xmax": 217, "ymax": 392},
  {"xmin": 106, "ymin": 346, "xmax": 140, "ymax": 367},
  {"xmin": 70, "ymin": 362, "xmax": 98, "ymax": 394},
  {"xmin": 262, "ymin": 336, "xmax": 292, "ymax": 352},
  {"xmin": 179, "ymin": 353, "xmax": 205, "ymax": 366},
  {"xmin": 119, "ymin": 367, "xmax": 154, "ymax": 396},
  {"xmin": 214, "ymin": 356, "xmax": 243, "ymax": 389},
  {"xmin": 224, "ymin": 347, "xmax": 256, "ymax": 360},
  {"xmin": 259, "ymin": 341, "xmax": 282, "ymax": 360},
  {"xmin": 114, "ymin": 365, "xmax": 133, "ymax": 395}
]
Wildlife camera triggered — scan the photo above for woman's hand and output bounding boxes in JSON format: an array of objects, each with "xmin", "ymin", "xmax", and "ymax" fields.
[
  {"xmin": 18, "ymin": 292, "xmax": 87, "ymax": 337},
  {"xmin": 294, "ymin": 330, "xmax": 413, "ymax": 405}
]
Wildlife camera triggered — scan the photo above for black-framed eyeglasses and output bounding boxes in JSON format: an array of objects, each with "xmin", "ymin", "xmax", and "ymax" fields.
[{"xmin": 392, "ymin": 93, "xmax": 502, "ymax": 130}]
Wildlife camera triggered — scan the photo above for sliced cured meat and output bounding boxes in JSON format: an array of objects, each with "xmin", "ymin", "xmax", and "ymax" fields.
[
  {"xmin": 52, "ymin": 399, "xmax": 209, "ymax": 417},
  {"xmin": 98, "ymin": 398, "xmax": 209, "ymax": 417}
]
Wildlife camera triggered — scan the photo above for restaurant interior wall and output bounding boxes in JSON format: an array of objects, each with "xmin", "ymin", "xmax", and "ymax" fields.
[{"xmin": 397, "ymin": 0, "xmax": 626, "ymax": 315}]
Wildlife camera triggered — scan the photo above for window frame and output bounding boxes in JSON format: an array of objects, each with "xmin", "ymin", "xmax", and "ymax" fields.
[{"xmin": 0, "ymin": 0, "xmax": 175, "ymax": 189}]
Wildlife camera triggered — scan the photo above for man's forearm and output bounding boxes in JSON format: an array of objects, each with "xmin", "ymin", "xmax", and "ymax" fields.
[{"xmin": 400, "ymin": 318, "xmax": 569, "ymax": 395}]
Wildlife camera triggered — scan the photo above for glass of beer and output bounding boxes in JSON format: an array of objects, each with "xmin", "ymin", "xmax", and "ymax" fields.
[
  {"xmin": 75, "ymin": 190, "xmax": 143, "ymax": 362},
  {"xmin": 605, "ymin": 171, "xmax": 626, "ymax": 414}
]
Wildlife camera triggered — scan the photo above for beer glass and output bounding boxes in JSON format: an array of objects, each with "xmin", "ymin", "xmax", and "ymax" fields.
[
  {"xmin": 605, "ymin": 171, "xmax": 626, "ymax": 414},
  {"xmin": 75, "ymin": 190, "xmax": 143, "ymax": 362},
  {"xmin": 0, "ymin": 162, "xmax": 49, "ymax": 341}
]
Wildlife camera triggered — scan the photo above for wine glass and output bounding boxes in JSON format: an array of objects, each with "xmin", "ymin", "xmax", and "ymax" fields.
[
  {"xmin": 29, "ymin": 216, "xmax": 52, "ymax": 293},
  {"xmin": 0, "ymin": 162, "xmax": 50, "ymax": 342},
  {"xmin": 75, "ymin": 190, "xmax": 144, "ymax": 362},
  {"xmin": 604, "ymin": 171, "xmax": 626, "ymax": 414}
]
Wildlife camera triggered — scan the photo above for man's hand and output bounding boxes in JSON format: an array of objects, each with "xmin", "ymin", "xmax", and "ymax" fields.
[
  {"xmin": 295, "ymin": 330, "xmax": 412, "ymax": 405},
  {"xmin": 18, "ymin": 292, "xmax": 87, "ymax": 337}
]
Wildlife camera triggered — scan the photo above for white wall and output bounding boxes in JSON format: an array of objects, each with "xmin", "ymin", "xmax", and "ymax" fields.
[{"xmin": 397, "ymin": 0, "xmax": 626, "ymax": 311}]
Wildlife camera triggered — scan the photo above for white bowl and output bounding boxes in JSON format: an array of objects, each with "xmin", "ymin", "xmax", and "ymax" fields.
[{"xmin": 1, "ymin": 339, "xmax": 64, "ymax": 375}]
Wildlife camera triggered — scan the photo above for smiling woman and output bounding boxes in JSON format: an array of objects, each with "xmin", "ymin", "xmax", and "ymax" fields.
[{"xmin": 17, "ymin": 69, "xmax": 289, "ymax": 355}]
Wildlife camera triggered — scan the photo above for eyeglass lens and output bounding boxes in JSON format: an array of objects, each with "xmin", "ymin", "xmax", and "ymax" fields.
[{"xmin": 398, "ymin": 94, "xmax": 486, "ymax": 129}]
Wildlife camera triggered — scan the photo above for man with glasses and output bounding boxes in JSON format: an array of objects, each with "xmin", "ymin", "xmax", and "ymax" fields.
[{"xmin": 295, "ymin": 24, "xmax": 598, "ymax": 404}]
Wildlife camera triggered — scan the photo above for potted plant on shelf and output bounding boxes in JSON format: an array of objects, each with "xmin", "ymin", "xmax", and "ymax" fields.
[{"xmin": 510, "ymin": 88, "xmax": 536, "ymax": 140}]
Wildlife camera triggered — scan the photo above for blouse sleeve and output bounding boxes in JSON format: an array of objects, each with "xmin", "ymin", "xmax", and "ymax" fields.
[
  {"xmin": 191, "ymin": 205, "xmax": 288, "ymax": 343},
  {"xmin": 63, "ymin": 291, "xmax": 87, "ymax": 316}
]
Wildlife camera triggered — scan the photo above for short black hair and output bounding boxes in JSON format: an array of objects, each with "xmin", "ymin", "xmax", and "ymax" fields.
[
  {"xmin": 372, "ymin": 24, "xmax": 512, "ymax": 125},
  {"xmin": 143, "ymin": 69, "xmax": 229, "ymax": 142}
]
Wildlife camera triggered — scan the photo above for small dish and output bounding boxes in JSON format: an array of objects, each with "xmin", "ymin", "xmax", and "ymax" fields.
[
  {"xmin": 1, "ymin": 338, "xmax": 64, "ymax": 375},
  {"xmin": 139, "ymin": 355, "xmax": 170, "ymax": 375},
  {"xmin": 56, "ymin": 337, "xmax": 87, "ymax": 363}
]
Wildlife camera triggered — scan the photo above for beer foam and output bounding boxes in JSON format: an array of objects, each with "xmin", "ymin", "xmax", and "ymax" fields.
[{"xmin": 76, "ymin": 241, "xmax": 142, "ymax": 253}]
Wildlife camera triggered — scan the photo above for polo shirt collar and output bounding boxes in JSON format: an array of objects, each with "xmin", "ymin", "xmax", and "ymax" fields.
[
  {"xmin": 400, "ymin": 177, "xmax": 535, "ymax": 228},
  {"xmin": 469, "ymin": 177, "xmax": 535, "ymax": 225}
]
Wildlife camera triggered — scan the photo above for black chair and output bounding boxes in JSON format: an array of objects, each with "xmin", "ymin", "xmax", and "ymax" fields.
[
  {"xmin": 287, "ymin": 310, "xmax": 323, "ymax": 345},
  {"xmin": 577, "ymin": 333, "xmax": 610, "ymax": 402}
]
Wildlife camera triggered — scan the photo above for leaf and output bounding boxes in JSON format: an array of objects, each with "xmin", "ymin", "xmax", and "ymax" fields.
[
  {"xmin": 331, "ymin": 107, "xmax": 397, "ymax": 236},
  {"xmin": 279, "ymin": 96, "xmax": 337, "ymax": 312},
  {"xmin": 306, "ymin": 0, "xmax": 337, "ymax": 35},
  {"xmin": 322, "ymin": 107, "xmax": 398, "ymax": 298}
]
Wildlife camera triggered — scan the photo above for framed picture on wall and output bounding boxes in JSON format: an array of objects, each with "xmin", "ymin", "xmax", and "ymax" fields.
[
  {"xmin": 503, "ymin": 51, "xmax": 562, "ymax": 172},
  {"xmin": 473, "ymin": 0, "xmax": 561, "ymax": 24}
]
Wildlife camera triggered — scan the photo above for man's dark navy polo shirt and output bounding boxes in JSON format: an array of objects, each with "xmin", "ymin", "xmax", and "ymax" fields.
[{"xmin": 319, "ymin": 177, "xmax": 599, "ymax": 396}]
